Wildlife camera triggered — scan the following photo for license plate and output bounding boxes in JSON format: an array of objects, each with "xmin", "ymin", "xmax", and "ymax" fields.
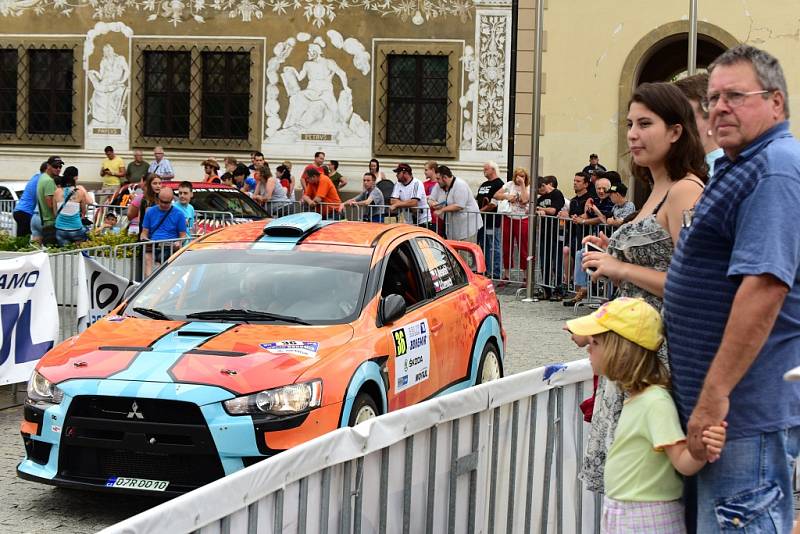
[{"xmin": 106, "ymin": 476, "xmax": 169, "ymax": 491}]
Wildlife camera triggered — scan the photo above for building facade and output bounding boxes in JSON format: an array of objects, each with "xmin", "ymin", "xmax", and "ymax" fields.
[
  {"xmin": 0, "ymin": 0, "xmax": 512, "ymax": 186},
  {"xmin": 512, "ymin": 1, "xmax": 800, "ymax": 199}
]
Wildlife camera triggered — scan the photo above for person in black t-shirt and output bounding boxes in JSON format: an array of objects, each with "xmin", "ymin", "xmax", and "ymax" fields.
[
  {"xmin": 475, "ymin": 161, "xmax": 505, "ymax": 279},
  {"xmin": 535, "ymin": 176, "xmax": 566, "ymax": 299},
  {"xmin": 581, "ymin": 153, "xmax": 606, "ymax": 178}
]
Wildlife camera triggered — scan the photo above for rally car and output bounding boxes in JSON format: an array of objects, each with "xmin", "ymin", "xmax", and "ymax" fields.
[{"xmin": 18, "ymin": 213, "xmax": 505, "ymax": 495}]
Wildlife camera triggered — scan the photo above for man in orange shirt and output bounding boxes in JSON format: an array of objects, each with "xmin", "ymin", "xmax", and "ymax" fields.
[{"xmin": 302, "ymin": 167, "xmax": 342, "ymax": 220}]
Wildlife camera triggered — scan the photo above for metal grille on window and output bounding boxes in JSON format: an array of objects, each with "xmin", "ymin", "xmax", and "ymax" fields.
[
  {"xmin": 134, "ymin": 43, "xmax": 254, "ymax": 148},
  {"xmin": 386, "ymin": 54, "xmax": 448, "ymax": 146},
  {"xmin": 201, "ymin": 51, "xmax": 250, "ymax": 139},
  {"xmin": 143, "ymin": 50, "xmax": 190, "ymax": 138},
  {"xmin": 0, "ymin": 49, "xmax": 17, "ymax": 134},
  {"xmin": 28, "ymin": 48, "xmax": 73, "ymax": 135}
]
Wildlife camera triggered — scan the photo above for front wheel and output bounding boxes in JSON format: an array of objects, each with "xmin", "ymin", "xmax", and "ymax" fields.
[
  {"xmin": 348, "ymin": 392, "xmax": 379, "ymax": 426},
  {"xmin": 476, "ymin": 341, "xmax": 503, "ymax": 384}
]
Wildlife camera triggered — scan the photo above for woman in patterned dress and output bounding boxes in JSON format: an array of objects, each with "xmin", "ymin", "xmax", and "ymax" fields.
[{"xmin": 579, "ymin": 82, "xmax": 708, "ymax": 493}]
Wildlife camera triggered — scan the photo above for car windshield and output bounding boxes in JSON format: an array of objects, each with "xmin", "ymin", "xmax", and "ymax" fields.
[
  {"xmin": 190, "ymin": 189, "xmax": 268, "ymax": 219},
  {"xmin": 125, "ymin": 248, "xmax": 370, "ymax": 324}
]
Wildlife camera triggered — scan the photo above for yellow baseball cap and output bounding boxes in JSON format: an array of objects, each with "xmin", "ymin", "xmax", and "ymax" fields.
[{"xmin": 566, "ymin": 297, "xmax": 663, "ymax": 351}]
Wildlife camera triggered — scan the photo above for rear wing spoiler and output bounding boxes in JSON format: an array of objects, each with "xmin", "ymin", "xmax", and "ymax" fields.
[{"xmin": 446, "ymin": 240, "xmax": 487, "ymax": 276}]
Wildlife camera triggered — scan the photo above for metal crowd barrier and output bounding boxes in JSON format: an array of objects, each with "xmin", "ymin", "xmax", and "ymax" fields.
[
  {"xmin": 101, "ymin": 360, "xmax": 597, "ymax": 534},
  {"xmin": 0, "ymin": 199, "xmax": 17, "ymax": 235},
  {"xmin": 193, "ymin": 210, "xmax": 236, "ymax": 235}
]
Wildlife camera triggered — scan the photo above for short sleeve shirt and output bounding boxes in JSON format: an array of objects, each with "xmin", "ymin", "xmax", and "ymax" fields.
[
  {"xmin": 305, "ymin": 175, "xmax": 342, "ymax": 205},
  {"xmin": 36, "ymin": 173, "xmax": 57, "ymax": 226},
  {"xmin": 391, "ymin": 178, "xmax": 430, "ymax": 225},
  {"xmin": 15, "ymin": 172, "xmax": 40, "ymax": 215},
  {"xmin": 476, "ymin": 178, "xmax": 504, "ymax": 229},
  {"xmin": 442, "ymin": 177, "xmax": 482, "ymax": 240},
  {"xmin": 126, "ymin": 161, "xmax": 149, "ymax": 184},
  {"xmin": 354, "ymin": 187, "xmax": 384, "ymax": 206},
  {"xmin": 665, "ymin": 121, "xmax": 800, "ymax": 438},
  {"xmin": 536, "ymin": 189, "xmax": 565, "ymax": 212},
  {"xmin": 174, "ymin": 202, "xmax": 195, "ymax": 231},
  {"xmin": 604, "ymin": 386, "xmax": 685, "ymax": 501},
  {"xmin": 612, "ymin": 200, "xmax": 636, "ymax": 221},
  {"xmin": 569, "ymin": 192, "xmax": 592, "ymax": 217},
  {"xmin": 148, "ymin": 158, "xmax": 174, "ymax": 178},
  {"xmin": 102, "ymin": 156, "xmax": 125, "ymax": 188},
  {"xmin": 142, "ymin": 205, "xmax": 187, "ymax": 241}
]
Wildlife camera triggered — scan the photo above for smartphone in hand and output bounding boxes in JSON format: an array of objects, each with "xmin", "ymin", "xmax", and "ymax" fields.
[{"xmin": 584, "ymin": 241, "xmax": 604, "ymax": 274}]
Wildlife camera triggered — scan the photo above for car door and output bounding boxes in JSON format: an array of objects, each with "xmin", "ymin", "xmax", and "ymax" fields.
[
  {"xmin": 413, "ymin": 237, "xmax": 479, "ymax": 389},
  {"xmin": 379, "ymin": 238, "xmax": 438, "ymax": 410}
]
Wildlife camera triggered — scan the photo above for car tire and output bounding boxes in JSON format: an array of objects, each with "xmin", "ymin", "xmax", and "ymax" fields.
[
  {"xmin": 348, "ymin": 392, "xmax": 379, "ymax": 426},
  {"xmin": 476, "ymin": 341, "xmax": 503, "ymax": 384}
]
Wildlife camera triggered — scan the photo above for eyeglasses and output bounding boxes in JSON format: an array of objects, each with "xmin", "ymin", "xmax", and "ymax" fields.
[{"xmin": 701, "ymin": 89, "xmax": 774, "ymax": 112}]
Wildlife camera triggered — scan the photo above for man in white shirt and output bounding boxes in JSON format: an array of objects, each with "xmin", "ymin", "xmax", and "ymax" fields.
[
  {"xmin": 388, "ymin": 163, "xmax": 430, "ymax": 226},
  {"xmin": 147, "ymin": 146, "xmax": 175, "ymax": 180},
  {"xmin": 428, "ymin": 165, "xmax": 482, "ymax": 241}
]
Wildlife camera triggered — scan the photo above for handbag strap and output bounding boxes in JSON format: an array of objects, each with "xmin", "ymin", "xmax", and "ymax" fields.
[
  {"xmin": 149, "ymin": 206, "xmax": 173, "ymax": 237},
  {"xmin": 56, "ymin": 187, "xmax": 75, "ymax": 216}
]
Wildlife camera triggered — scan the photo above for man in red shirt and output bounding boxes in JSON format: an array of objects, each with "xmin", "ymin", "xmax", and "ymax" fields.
[{"xmin": 302, "ymin": 167, "xmax": 342, "ymax": 219}]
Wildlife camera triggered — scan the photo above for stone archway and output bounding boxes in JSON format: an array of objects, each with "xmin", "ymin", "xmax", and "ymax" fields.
[{"xmin": 615, "ymin": 22, "xmax": 738, "ymax": 205}]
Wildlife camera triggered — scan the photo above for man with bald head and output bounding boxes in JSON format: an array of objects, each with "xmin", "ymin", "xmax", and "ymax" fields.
[{"xmin": 140, "ymin": 186, "xmax": 186, "ymax": 242}]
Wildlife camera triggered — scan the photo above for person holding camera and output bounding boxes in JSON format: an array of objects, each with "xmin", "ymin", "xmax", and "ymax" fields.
[{"xmin": 100, "ymin": 145, "xmax": 125, "ymax": 190}]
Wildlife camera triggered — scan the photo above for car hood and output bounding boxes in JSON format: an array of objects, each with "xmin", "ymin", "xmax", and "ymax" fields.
[{"xmin": 37, "ymin": 317, "xmax": 354, "ymax": 396}]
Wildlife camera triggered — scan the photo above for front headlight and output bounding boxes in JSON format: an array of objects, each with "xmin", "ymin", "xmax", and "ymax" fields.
[
  {"xmin": 27, "ymin": 370, "xmax": 64, "ymax": 405},
  {"xmin": 224, "ymin": 380, "xmax": 323, "ymax": 416}
]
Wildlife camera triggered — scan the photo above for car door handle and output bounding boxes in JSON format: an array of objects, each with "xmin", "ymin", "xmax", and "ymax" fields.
[{"xmin": 430, "ymin": 319, "xmax": 443, "ymax": 332}]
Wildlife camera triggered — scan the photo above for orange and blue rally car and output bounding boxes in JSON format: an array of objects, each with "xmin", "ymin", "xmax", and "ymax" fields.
[{"xmin": 18, "ymin": 212, "xmax": 505, "ymax": 494}]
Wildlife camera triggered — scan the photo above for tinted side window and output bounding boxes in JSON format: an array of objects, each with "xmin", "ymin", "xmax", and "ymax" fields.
[
  {"xmin": 415, "ymin": 238, "xmax": 465, "ymax": 295},
  {"xmin": 381, "ymin": 241, "xmax": 427, "ymax": 308},
  {"xmin": 0, "ymin": 187, "xmax": 13, "ymax": 201}
]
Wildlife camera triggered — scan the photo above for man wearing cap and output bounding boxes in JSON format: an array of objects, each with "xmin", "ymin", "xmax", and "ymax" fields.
[
  {"xmin": 389, "ymin": 163, "xmax": 430, "ymax": 227},
  {"xmin": 33, "ymin": 156, "xmax": 63, "ymax": 244},
  {"xmin": 582, "ymin": 153, "xmax": 606, "ymax": 178},
  {"xmin": 302, "ymin": 166, "xmax": 341, "ymax": 220},
  {"xmin": 428, "ymin": 165, "xmax": 482, "ymax": 242},
  {"xmin": 148, "ymin": 146, "xmax": 175, "ymax": 180},
  {"xmin": 664, "ymin": 45, "xmax": 800, "ymax": 532},
  {"xmin": 605, "ymin": 183, "xmax": 635, "ymax": 227},
  {"xmin": 100, "ymin": 145, "xmax": 125, "ymax": 189}
]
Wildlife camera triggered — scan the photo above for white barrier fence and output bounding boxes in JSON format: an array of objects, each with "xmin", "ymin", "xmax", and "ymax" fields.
[{"xmin": 101, "ymin": 360, "xmax": 597, "ymax": 534}]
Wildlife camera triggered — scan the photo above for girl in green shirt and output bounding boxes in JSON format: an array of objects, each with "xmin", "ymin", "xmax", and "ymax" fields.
[{"xmin": 566, "ymin": 298, "xmax": 726, "ymax": 533}]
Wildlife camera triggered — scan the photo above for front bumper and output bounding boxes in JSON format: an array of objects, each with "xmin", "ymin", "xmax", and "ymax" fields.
[{"xmin": 17, "ymin": 379, "xmax": 336, "ymax": 494}]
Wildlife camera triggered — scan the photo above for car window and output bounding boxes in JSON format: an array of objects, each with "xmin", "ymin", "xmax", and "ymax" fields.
[
  {"xmin": 126, "ymin": 248, "xmax": 369, "ymax": 324},
  {"xmin": 190, "ymin": 190, "xmax": 267, "ymax": 218},
  {"xmin": 380, "ymin": 241, "xmax": 427, "ymax": 308},
  {"xmin": 415, "ymin": 238, "xmax": 467, "ymax": 296},
  {"xmin": 0, "ymin": 187, "xmax": 13, "ymax": 201}
]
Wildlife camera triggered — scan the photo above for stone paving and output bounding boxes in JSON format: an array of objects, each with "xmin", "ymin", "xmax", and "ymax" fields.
[{"xmin": 0, "ymin": 292, "xmax": 587, "ymax": 533}]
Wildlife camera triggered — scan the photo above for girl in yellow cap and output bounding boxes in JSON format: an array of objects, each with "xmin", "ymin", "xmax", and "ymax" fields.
[{"xmin": 566, "ymin": 297, "xmax": 726, "ymax": 533}]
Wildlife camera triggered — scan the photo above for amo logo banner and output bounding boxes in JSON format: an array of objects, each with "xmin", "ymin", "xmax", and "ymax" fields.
[{"xmin": 0, "ymin": 253, "xmax": 58, "ymax": 385}]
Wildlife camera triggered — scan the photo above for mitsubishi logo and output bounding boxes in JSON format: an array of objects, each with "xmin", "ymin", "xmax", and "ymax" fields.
[{"xmin": 127, "ymin": 401, "xmax": 144, "ymax": 420}]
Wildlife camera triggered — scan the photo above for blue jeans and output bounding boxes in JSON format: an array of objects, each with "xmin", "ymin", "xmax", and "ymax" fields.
[
  {"xmin": 696, "ymin": 426, "xmax": 800, "ymax": 532},
  {"xmin": 56, "ymin": 227, "xmax": 87, "ymax": 246},
  {"xmin": 573, "ymin": 249, "xmax": 588, "ymax": 287},
  {"xmin": 478, "ymin": 226, "xmax": 502, "ymax": 279}
]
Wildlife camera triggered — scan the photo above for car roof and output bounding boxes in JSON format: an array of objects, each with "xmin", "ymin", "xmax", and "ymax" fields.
[{"xmin": 0, "ymin": 181, "xmax": 29, "ymax": 190}]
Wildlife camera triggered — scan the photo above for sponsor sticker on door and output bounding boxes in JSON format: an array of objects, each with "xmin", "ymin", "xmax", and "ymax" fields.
[{"xmin": 392, "ymin": 319, "xmax": 430, "ymax": 393}]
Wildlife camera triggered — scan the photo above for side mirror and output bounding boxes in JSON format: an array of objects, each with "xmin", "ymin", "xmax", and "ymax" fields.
[
  {"xmin": 379, "ymin": 294, "xmax": 406, "ymax": 325},
  {"xmin": 122, "ymin": 282, "xmax": 140, "ymax": 302}
]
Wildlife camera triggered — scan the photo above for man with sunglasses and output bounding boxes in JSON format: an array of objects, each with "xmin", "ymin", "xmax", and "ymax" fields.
[
  {"xmin": 32, "ymin": 156, "xmax": 63, "ymax": 245},
  {"xmin": 664, "ymin": 45, "xmax": 800, "ymax": 533}
]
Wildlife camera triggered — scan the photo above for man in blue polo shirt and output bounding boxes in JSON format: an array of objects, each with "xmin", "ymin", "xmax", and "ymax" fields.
[
  {"xmin": 13, "ymin": 162, "xmax": 46, "ymax": 237},
  {"xmin": 141, "ymin": 187, "xmax": 187, "ymax": 242},
  {"xmin": 664, "ymin": 45, "xmax": 800, "ymax": 532}
]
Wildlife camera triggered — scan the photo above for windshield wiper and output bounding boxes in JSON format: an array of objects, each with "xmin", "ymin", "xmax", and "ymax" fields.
[
  {"xmin": 185, "ymin": 309, "xmax": 310, "ymax": 325},
  {"xmin": 131, "ymin": 307, "xmax": 172, "ymax": 321}
]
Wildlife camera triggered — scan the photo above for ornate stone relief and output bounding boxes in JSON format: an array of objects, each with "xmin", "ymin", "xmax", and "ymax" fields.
[
  {"xmin": 459, "ymin": 44, "xmax": 477, "ymax": 149},
  {"xmin": 265, "ymin": 30, "xmax": 370, "ymax": 147},
  {"xmin": 475, "ymin": 13, "xmax": 507, "ymax": 151},
  {"xmin": 0, "ymin": 0, "xmax": 472, "ymax": 26},
  {"xmin": 85, "ymin": 21, "xmax": 132, "ymax": 145}
]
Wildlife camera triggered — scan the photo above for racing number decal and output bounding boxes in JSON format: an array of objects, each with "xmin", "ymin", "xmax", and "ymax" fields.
[
  {"xmin": 392, "ymin": 319, "xmax": 430, "ymax": 393},
  {"xmin": 393, "ymin": 329, "xmax": 407, "ymax": 357}
]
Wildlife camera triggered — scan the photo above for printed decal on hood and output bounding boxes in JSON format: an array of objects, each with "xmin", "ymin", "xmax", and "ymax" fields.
[{"xmin": 259, "ymin": 340, "xmax": 320, "ymax": 358}]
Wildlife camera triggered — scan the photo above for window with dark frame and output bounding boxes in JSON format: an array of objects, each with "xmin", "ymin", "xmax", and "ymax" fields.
[
  {"xmin": 386, "ymin": 54, "xmax": 448, "ymax": 146},
  {"xmin": 0, "ymin": 49, "xmax": 17, "ymax": 134},
  {"xmin": 201, "ymin": 51, "xmax": 250, "ymax": 139},
  {"xmin": 28, "ymin": 49, "xmax": 73, "ymax": 135},
  {"xmin": 143, "ymin": 50, "xmax": 190, "ymax": 138}
]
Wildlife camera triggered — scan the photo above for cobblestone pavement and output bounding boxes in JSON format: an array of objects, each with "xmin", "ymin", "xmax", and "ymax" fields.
[{"xmin": 0, "ymin": 291, "xmax": 587, "ymax": 533}]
